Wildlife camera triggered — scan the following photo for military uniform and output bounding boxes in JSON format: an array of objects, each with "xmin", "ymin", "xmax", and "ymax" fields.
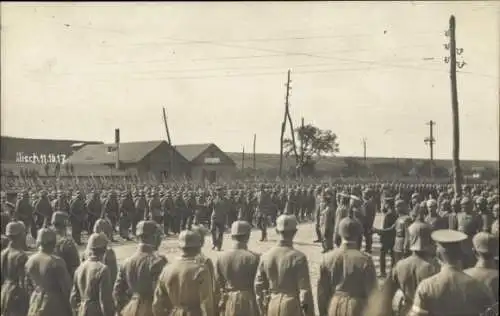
[
  {"xmin": 113, "ymin": 220, "xmax": 167, "ymax": 316},
  {"xmin": 215, "ymin": 220, "xmax": 260, "ymax": 316},
  {"xmin": 318, "ymin": 190, "xmax": 336, "ymax": 252},
  {"xmin": 254, "ymin": 214, "xmax": 314, "ymax": 316},
  {"xmin": 211, "ymin": 193, "xmax": 227, "ymax": 250},
  {"xmin": 69, "ymin": 193, "xmax": 87, "ymax": 245},
  {"xmin": 393, "ymin": 200, "xmax": 412, "ymax": 264},
  {"xmin": 85, "ymin": 192, "xmax": 102, "ymax": 234},
  {"xmin": 0, "ymin": 222, "xmax": 30, "ymax": 316},
  {"xmin": 409, "ymin": 230, "xmax": 496, "ymax": 316},
  {"xmin": 90, "ymin": 217, "xmax": 118, "ymax": 286},
  {"xmin": 52, "ymin": 211, "xmax": 81, "ymax": 278},
  {"xmin": 152, "ymin": 230, "xmax": 215, "ymax": 316},
  {"xmin": 463, "ymin": 232, "xmax": 499, "ymax": 299},
  {"xmin": 361, "ymin": 190, "xmax": 377, "ymax": 253},
  {"xmin": 70, "ymin": 233, "xmax": 115, "ymax": 316},
  {"xmin": 317, "ymin": 214, "xmax": 377, "ymax": 316},
  {"xmin": 25, "ymin": 227, "xmax": 73, "ymax": 316}
]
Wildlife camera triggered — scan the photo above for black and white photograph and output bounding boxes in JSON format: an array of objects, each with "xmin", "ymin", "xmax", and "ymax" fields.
[{"xmin": 1, "ymin": 2, "xmax": 499, "ymax": 316}]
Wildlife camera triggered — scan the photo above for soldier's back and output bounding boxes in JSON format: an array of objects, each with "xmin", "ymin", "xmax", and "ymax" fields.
[
  {"xmin": 1, "ymin": 246, "xmax": 30, "ymax": 316},
  {"xmin": 216, "ymin": 247, "xmax": 260, "ymax": 291},
  {"xmin": 412, "ymin": 266, "xmax": 495, "ymax": 316},
  {"xmin": 464, "ymin": 265, "xmax": 499, "ymax": 300},
  {"xmin": 54, "ymin": 235, "xmax": 80, "ymax": 278}
]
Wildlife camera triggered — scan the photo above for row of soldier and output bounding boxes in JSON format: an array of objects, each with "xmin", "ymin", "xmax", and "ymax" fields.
[{"xmin": 1, "ymin": 201, "xmax": 498, "ymax": 316}]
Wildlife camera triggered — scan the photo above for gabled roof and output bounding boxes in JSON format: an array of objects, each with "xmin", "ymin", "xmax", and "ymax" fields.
[
  {"xmin": 67, "ymin": 141, "xmax": 166, "ymax": 164},
  {"xmin": 174, "ymin": 143, "xmax": 214, "ymax": 162}
]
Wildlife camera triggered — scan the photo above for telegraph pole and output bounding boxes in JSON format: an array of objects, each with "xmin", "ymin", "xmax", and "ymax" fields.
[
  {"xmin": 279, "ymin": 70, "xmax": 292, "ymax": 177},
  {"xmin": 424, "ymin": 120, "xmax": 436, "ymax": 178},
  {"xmin": 242, "ymin": 146, "xmax": 245, "ymax": 170},
  {"xmin": 445, "ymin": 15, "xmax": 464, "ymax": 196},
  {"xmin": 362, "ymin": 138, "xmax": 367, "ymax": 165},
  {"xmin": 253, "ymin": 134, "xmax": 256, "ymax": 170}
]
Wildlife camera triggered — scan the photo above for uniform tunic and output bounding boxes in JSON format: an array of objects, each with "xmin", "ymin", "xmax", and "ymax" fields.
[
  {"xmin": 152, "ymin": 256, "xmax": 215, "ymax": 316},
  {"xmin": 382, "ymin": 253, "xmax": 440, "ymax": 316},
  {"xmin": 25, "ymin": 252, "xmax": 73, "ymax": 316},
  {"xmin": 70, "ymin": 257, "xmax": 115, "ymax": 316},
  {"xmin": 54, "ymin": 233, "xmax": 81, "ymax": 279},
  {"xmin": 215, "ymin": 243, "xmax": 260, "ymax": 316},
  {"xmin": 464, "ymin": 261, "xmax": 499, "ymax": 300},
  {"xmin": 318, "ymin": 201, "xmax": 335, "ymax": 251},
  {"xmin": 81, "ymin": 247, "xmax": 118, "ymax": 290},
  {"xmin": 410, "ymin": 264, "xmax": 495, "ymax": 316},
  {"xmin": 254, "ymin": 240, "xmax": 314, "ymax": 316},
  {"xmin": 113, "ymin": 244, "xmax": 167, "ymax": 316},
  {"xmin": 317, "ymin": 243, "xmax": 377, "ymax": 316},
  {"xmin": 1, "ymin": 245, "xmax": 30, "ymax": 316}
]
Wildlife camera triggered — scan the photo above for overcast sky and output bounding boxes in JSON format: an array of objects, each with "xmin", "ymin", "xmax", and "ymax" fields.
[{"xmin": 1, "ymin": 2, "xmax": 499, "ymax": 160}]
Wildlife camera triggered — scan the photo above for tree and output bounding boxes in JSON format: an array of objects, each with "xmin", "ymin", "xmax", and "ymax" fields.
[{"xmin": 283, "ymin": 124, "xmax": 340, "ymax": 176}]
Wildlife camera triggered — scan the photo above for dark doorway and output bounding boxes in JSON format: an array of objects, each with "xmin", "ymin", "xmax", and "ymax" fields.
[{"xmin": 208, "ymin": 170, "xmax": 216, "ymax": 183}]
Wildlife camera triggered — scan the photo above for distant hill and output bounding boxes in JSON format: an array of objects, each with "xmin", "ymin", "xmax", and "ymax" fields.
[{"xmin": 227, "ymin": 152, "xmax": 499, "ymax": 175}]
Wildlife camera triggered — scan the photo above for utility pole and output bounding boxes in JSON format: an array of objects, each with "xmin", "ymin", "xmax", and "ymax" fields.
[
  {"xmin": 299, "ymin": 117, "xmax": 305, "ymax": 178},
  {"xmin": 445, "ymin": 15, "xmax": 464, "ymax": 196},
  {"xmin": 253, "ymin": 134, "xmax": 256, "ymax": 170},
  {"xmin": 279, "ymin": 69, "xmax": 292, "ymax": 177},
  {"xmin": 424, "ymin": 120, "xmax": 436, "ymax": 178},
  {"xmin": 362, "ymin": 138, "xmax": 367, "ymax": 164},
  {"xmin": 242, "ymin": 146, "xmax": 245, "ymax": 170},
  {"xmin": 162, "ymin": 107, "xmax": 174, "ymax": 178}
]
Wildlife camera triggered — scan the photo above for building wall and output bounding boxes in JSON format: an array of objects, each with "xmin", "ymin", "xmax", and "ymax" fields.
[
  {"xmin": 190, "ymin": 165, "xmax": 236, "ymax": 183},
  {"xmin": 138, "ymin": 143, "xmax": 190, "ymax": 179}
]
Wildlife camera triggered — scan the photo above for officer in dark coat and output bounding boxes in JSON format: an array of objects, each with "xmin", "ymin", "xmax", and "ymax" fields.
[
  {"xmin": 34, "ymin": 190, "xmax": 53, "ymax": 230},
  {"xmin": 69, "ymin": 191, "xmax": 87, "ymax": 245},
  {"xmin": 408, "ymin": 229, "xmax": 496, "ymax": 316},
  {"xmin": 102, "ymin": 191, "xmax": 119, "ymax": 241},
  {"xmin": 119, "ymin": 192, "xmax": 135, "ymax": 240},
  {"xmin": 361, "ymin": 188, "xmax": 377, "ymax": 253},
  {"xmin": 317, "ymin": 211, "xmax": 377, "ymax": 316},
  {"xmin": 457, "ymin": 197, "xmax": 482, "ymax": 269},
  {"xmin": 318, "ymin": 188, "xmax": 336, "ymax": 253},
  {"xmin": 211, "ymin": 188, "xmax": 227, "ymax": 251},
  {"xmin": 14, "ymin": 191, "xmax": 33, "ymax": 238},
  {"xmin": 374, "ymin": 196, "xmax": 398, "ymax": 277},
  {"xmin": 256, "ymin": 185, "xmax": 273, "ymax": 241},
  {"xmin": 86, "ymin": 191, "xmax": 102, "ymax": 234},
  {"xmin": 393, "ymin": 199, "xmax": 413, "ymax": 264}
]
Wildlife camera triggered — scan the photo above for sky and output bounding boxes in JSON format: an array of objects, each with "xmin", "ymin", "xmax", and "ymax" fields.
[{"xmin": 1, "ymin": 2, "xmax": 499, "ymax": 160}]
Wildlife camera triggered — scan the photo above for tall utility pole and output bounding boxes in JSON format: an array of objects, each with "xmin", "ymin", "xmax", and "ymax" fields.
[
  {"xmin": 279, "ymin": 69, "xmax": 292, "ymax": 177},
  {"xmin": 362, "ymin": 138, "xmax": 367, "ymax": 164},
  {"xmin": 299, "ymin": 117, "xmax": 305, "ymax": 178},
  {"xmin": 446, "ymin": 15, "xmax": 463, "ymax": 196},
  {"xmin": 253, "ymin": 134, "xmax": 256, "ymax": 170},
  {"xmin": 424, "ymin": 120, "xmax": 436, "ymax": 178},
  {"xmin": 242, "ymin": 146, "xmax": 245, "ymax": 170},
  {"xmin": 162, "ymin": 107, "xmax": 174, "ymax": 178}
]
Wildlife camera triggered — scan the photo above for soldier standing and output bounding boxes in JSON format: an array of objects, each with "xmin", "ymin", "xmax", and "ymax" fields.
[
  {"xmin": 149, "ymin": 192, "xmax": 163, "ymax": 228},
  {"xmin": 392, "ymin": 199, "xmax": 413, "ymax": 264},
  {"xmin": 374, "ymin": 196, "xmax": 398, "ymax": 278},
  {"xmin": 134, "ymin": 191, "xmax": 148, "ymax": 235},
  {"xmin": 215, "ymin": 219, "xmax": 260, "ymax": 316},
  {"xmin": 408, "ymin": 229, "xmax": 496, "ymax": 316},
  {"xmin": 103, "ymin": 191, "xmax": 119, "ymax": 241},
  {"xmin": 256, "ymin": 185, "xmax": 274, "ymax": 242},
  {"xmin": 14, "ymin": 191, "xmax": 33, "ymax": 238},
  {"xmin": 86, "ymin": 191, "xmax": 102, "ymax": 235},
  {"xmin": 361, "ymin": 189, "xmax": 377, "ymax": 253},
  {"xmin": 70, "ymin": 233, "xmax": 115, "ymax": 316},
  {"xmin": 152, "ymin": 230, "xmax": 215, "ymax": 316},
  {"xmin": 373, "ymin": 220, "xmax": 440, "ymax": 316},
  {"xmin": 313, "ymin": 187, "xmax": 324, "ymax": 243},
  {"xmin": 91, "ymin": 213, "xmax": 118, "ymax": 286},
  {"xmin": 0, "ymin": 221, "xmax": 30, "ymax": 316},
  {"xmin": 160, "ymin": 191, "xmax": 172, "ymax": 236},
  {"xmin": 318, "ymin": 188, "xmax": 336, "ymax": 253},
  {"xmin": 113, "ymin": 219, "xmax": 167, "ymax": 316},
  {"xmin": 317, "ymin": 212, "xmax": 377, "ymax": 316},
  {"xmin": 51, "ymin": 211, "xmax": 80, "ymax": 279},
  {"xmin": 334, "ymin": 192, "xmax": 350, "ymax": 247},
  {"xmin": 211, "ymin": 189, "xmax": 227, "ymax": 251},
  {"xmin": 69, "ymin": 191, "xmax": 87, "ymax": 245},
  {"xmin": 254, "ymin": 214, "xmax": 314, "ymax": 316},
  {"xmin": 464, "ymin": 232, "xmax": 499, "ymax": 299},
  {"xmin": 34, "ymin": 190, "xmax": 53, "ymax": 230},
  {"xmin": 25, "ymin": 227, "xmax": 73, "ymax": 316},
  {"xmin": 119, "ymin": 192, "xmax": 135, "ymax": 240},
  {"xmin": 457, "ymin": 197, "xmax": 482, "ymax": 269}
]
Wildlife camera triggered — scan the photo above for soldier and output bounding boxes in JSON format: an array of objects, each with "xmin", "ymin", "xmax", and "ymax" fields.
[
  {"xmin": 34, "ymin": 190, "xmax": 53, "ymax": 230},
  {"xmin": 374, "ymin": 196, "xmax": 398, "ymax": 278},
  {"xmin": 160, "ymin": 191, "xmax": 172, "ymax": 235},
  {"xmin": 103, "ymin": 191, "xmax": 119, "ymax": 241},
  {"xmin": 334, "ymin": 192, "xmax": 350, "ymax": 247},
  {"xmin": 317, "ymin": 211, "xmax": 377, "ymax": 316},
  {"xmin": 69, "ymin": 191, "xmax": 87, "ymax": 245},
  {"xmin": 152, "ymin": 230, "xmax": 215, "ymax": 316},
  {"xmin": 113, "ymin": 219, "xmax": 167, "ymax": 316},
  {"xmin": 254, "ymin": 214, "xmax": 314, "ymax": 316},
  {"xmin": 119, "ymin": 192, "xmax": 135, "ymax": 240},
  {"xmin": 256, "ymin": 185, "xmax": 273, "ymax": 242},
  {"xmin": 393, "ymin": 199, "xmax": 413, "ymax": 264},
  {"xmin": 464, "ymin": 232, "xmax": 499, "ymax": 299},
  {"xmin": 211, "ymin": 188, "xmax": 227, "ymax": 251},
  {"xmin": 361, "ymin": 188, "xmax": 377, "ymax": 253},
  {"xmin": 215, "ymin": 219, "xmax": 260, "ymax": 316},
  {"xmin": 51, "ymin": 211, "xmax": 81, "ymax": 279},
  {"xmin": 457, "ymin": 197, "xmax": 482, "ymax": 269},
  {"xmin": 90, "ymin": 213, "xmax": 118, "ymax": 286},
  {"xmin": 313, "ymin": 187, "xmax": 324, "ymax": 243},
  {"xmin": 318, "ymin": 188, "xmax": 336, "ymax": 253},
  {"xmin": 70, "ymin": 233, "xmax": 115, "ymax": 316},
  {"xmin": 86, "ymin": 191, "xmax": 102, "ymax": 235},
  {"xmin": 0, "ymin": 221, "xmax": 30, "ymax": 316},
  {"xmin": 408, "ymin": 229, "xmax": 496, "ymax": 316},
  {"xmin": 25, "ymin": 226, "xmax": 73, "ymax": 316},
  {"xmin": 13, "ymin": 191, "xmax": 33, "ymax": 238},
  {"xmin": 134, "ymin": 191, "xmax": 148, "ymax": 235},
  {"xmin": 373, "ymin": 220, "xmax": 440, "ymax": 316},
  {"xmin": 149, "ymin": 192, "xmax": 163, "ymax": 227},
  {"xmin": 424, "ymin": 199, "xmax": 445, "ymax": 231}
]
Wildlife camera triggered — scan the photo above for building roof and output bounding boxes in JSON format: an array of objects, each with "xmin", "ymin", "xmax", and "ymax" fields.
[
  {"xmin": 67, "ymin": 141, "xmax": 166, "ymax": 164},
  {"xmin": 174, "ymin": 143, "xmax": 214, "ymax": 162}
]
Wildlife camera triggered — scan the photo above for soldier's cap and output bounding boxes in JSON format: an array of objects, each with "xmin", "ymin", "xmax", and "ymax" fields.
[
  {"xmin": 178, "ymin": 229, "xmax": 202, "ymax": 248},
  {"xmin": 460, "ymin": 197, "xmax": 472, "ymax": 206},
  {"xmin": 231, "ymin": 220, "xmax": 251, "ymax": 236},
  {"xmin": 426, "ymin": 199, "xmax": 437, "ymax": 207},
  {"xmin": 51, "ymin": 211, "xmax": 68, "ymax": 226},
  {"xmin": 36, "ymin": 227, "xmax": 57, "ymax": 245},
  {"xmin": 472, "ymin": 232, "xmax": 498, "ymax": 254},
  {"xmin": 338, "ymin": 216, "xmax": 362, "ymax": 241},
  {"xmin": 87, "ymin": 232, "xmax": 109, "ymax": 249},
  {"xmin": 5, "ymin": 221, "xmax": 26, "ymax": 237},
  {"xmin": 93, "ymin": 218, "xmax": 113, "ymax": 235},
  {"xmin": 395, "ymin": 199, "xmax": 406, "ymax": 207},
  {"xmin": 431, "ymin": 229, "xmax": 467, "ymax": 248},
  {"xmin": 135, "ymin": 220, "xmax": 159, "ymax": 236},
  {"xmin": 276, "ymin": 214, "xmax": 298, "ymax": 232},
  {"xmin": 408, "ymin": 221, "xmax": 433, "ymax": 252},
  {"xmin": 411, "ymin": 192, "xmax": 420, "ymax": 199}
]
